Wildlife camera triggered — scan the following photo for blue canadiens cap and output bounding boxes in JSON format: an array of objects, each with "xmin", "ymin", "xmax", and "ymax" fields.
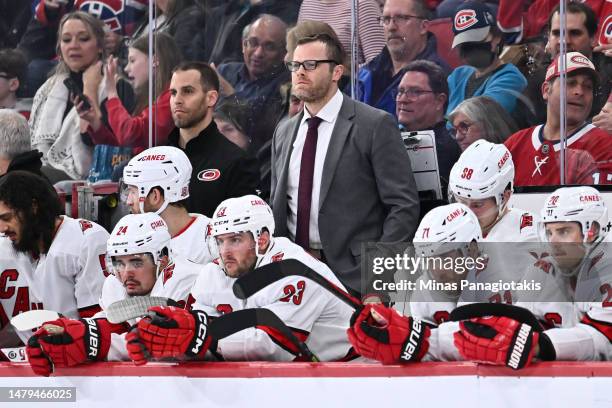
[{"xmin": 451, "ymin": 1, "xmax": 496, "ymax": 48}]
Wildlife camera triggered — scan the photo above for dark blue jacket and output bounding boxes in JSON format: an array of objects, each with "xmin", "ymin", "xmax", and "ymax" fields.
[{"xmin": 355, "ymin": 33, "xmax": 451, "ymax": 118}]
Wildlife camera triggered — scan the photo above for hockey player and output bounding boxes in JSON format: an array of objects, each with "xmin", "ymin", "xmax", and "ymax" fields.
[
  {"xmin": 454, "ymin": 186, "xmax": 612, "ymax": 367},
  {"xmin": 122, "ymin": 146, "xmax": 213, "ymax": 264},
  {"xmin": 448, "ymin": 140, "xmax": 538, "ymax": 242},
  {"xmin": 504, "ymin": 52, "xmax": 612, "ymax": 186},
  {"xmin": 126, "ymin": 195, "xmax": 355, "ymax": 362},
  {"xmin": 25, "ymin": 213, "xmax": 203, "ymax": 375},
  {"xmin": 0, "ymin": 171, "xmax": 108, "ymax": 320},
  {"xmin": 348, "ymin": 203, "xmax": 483, "ymax": 364}
]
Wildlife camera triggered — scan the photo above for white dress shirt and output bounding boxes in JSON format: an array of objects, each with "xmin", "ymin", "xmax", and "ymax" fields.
[{"xmin": 287, "ymin": 89, "xmax": 344, "ymax": 249}]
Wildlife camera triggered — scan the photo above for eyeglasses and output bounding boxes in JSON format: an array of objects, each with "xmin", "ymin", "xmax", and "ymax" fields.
[
  {"xmin": 396, "ymin": 87, "xmax": 434, "ymax": 99},
  {"xmin": 449, "ymin": 121, "xmax": 473, "ymax": 136},
  {"xmin": 378, "ymin": 14, "xmax": 424, "ymax": 26},
  {"xmin": 285, "ymin": 60, "xmax": 338, "ymax": 72},
  {"xmin": 243, "ymin": 37, "xmax": 281, "ymax": 53}
]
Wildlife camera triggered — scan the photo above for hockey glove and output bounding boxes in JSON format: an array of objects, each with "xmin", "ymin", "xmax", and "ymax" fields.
[
  {"xmin": 347, "ymin": 304, "xmax": 430, "ymax": 364},
  {"xmin": 125, "ymin": 326, "xmax": 149, "ymax": 366},
  {"xmin": 135, "ymin": 306, "xmax": 211, "ymax": 359},
  {"xmin": 25, "ymin": 318, "xmax": 117, "ymax": 376},
  {"xmin": 454, "ymin": 316, "xmax": 554, "ymax": 370}
]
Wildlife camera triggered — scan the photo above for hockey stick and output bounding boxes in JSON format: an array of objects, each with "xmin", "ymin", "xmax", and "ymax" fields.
[
  {"xmin": 233, "ymin": 259, "xmax": 362, "ymax": 310},
  {"xmin": 11, "ymin": 310, "xmax": 61, "ymax": 332},
  {"xmin": 106, "ymin": 296, "xmax": 179, "ymax": 324},
  {"xmin": 206, "ymin": 308, "xmax": 319, "ymax": 362},
  {"xmin": 449, "ymin": 303, "xmax": 544, "ymax": 332}
]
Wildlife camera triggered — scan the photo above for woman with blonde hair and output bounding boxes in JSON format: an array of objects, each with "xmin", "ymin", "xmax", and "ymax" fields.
[{"xmin": 29, "ymin": 11, "xmax": 106, "ymax": 181}]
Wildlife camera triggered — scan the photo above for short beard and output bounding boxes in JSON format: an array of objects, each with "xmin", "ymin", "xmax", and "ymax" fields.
[
  {"xmin": 173, "ymin": 108, "xmax": 208, "ymax": 130},
  {"xmin": 294, "ymin": 81, "xmax": 331, "ymax": 103}
]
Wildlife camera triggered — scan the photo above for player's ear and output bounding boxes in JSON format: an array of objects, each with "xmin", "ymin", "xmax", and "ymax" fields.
[
  {"xmin": 258, "ymin": 230, "xmax": 271, "ymax": 254},
  {"xmin": 586, "ymin": 222, "xmax": 600, "ymax": 243}
]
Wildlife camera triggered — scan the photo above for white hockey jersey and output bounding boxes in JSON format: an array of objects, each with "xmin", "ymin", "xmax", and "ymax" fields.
[
  {"xmin": 517, "ymin": 247, "xmax": 612, "ymax": 361},
  {"xmin": 97, "ymin": 258, "xmax": 204, "ymax": 361},
  {"xmin": 190, "ymin": 237, "xmax": 354, "ymax": 362},
  {"xmin": 4, "ymin": 217, "xmax": 109, "ymax": 319},
  {"xmin": 170, "ymin": 213, "xmax": 213, "ymax": 265},
  {"xmin": 0, "ymin": 240, "xmax": 43, "ymax": 330},
  {"xmin": 484, "ymin": 207, "xmax": 539, "ymax": 242}
]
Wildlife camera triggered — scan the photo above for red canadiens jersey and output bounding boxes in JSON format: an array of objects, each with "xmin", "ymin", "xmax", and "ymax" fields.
[
  {"xmin": 497, "ymin": 0, "xmax": 611, "ymax": 46},
  {"xmin": 505, "ymin": 124, "xmax": 612, "ymax": 186}
]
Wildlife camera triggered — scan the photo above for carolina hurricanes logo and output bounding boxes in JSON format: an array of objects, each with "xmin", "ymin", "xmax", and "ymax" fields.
[
  {"xmin": 529, "ymin": 251, "xmax": 553, "ymax": 274},
  {"xmin": 216, "ymin": 207, "xmax": 227, "ymax": 217},
  {"xmin": 454, "ymin": 10, "xmax": 478, "ymax": 31},
  {"xmin": 162, "ymin": 263, "xmax": 176, "ymax": 284},
  {"xmin": 600, "ymin": 15, "xmax": 612, "ymax": 46},
  {"xmin": 271, "ymin": 252, "xmax": 285, "ymax": 262},
  {"xmin": 79, "ymin": 220, "xmax": 93, "ymax": 232},
  {"xmin": 198, "ymin": 169, "xmax": 221, "ymax": 181},
  {"xmin": 520, "ymin": 214, "xmax": 533, "ymax": 231},
  {"xmin": 548, "ymin": 195, "xmax": 560, "ymax": 206}
]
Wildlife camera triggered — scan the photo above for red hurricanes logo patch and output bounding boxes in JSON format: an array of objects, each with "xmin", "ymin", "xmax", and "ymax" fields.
[
  {"xmin": 271, "ymin": 252, "xmax": 285, "ymax": 262},
  {"xmin": 570, "ymin": 54, "xmax": 591, "ymax": 67},
  {"xmin": 216, "ymin": 207, "xmax": 227, "ymax": 217},
  {"xmin": 198, "ymin": 169, "xmax": 221, "ymax": 181},
  {"xmin": 520, "ymin": 214, "xmax": 533, "ymax": 231},
  {"xmin": 454, "ymin": 10, "xmax": 478, "ymax": 31},
  {"xmin": 79, "ymin": 220, "xmax": 93, "ymax": 232},
  {"xmin": 163, "ymin": 263, "xmax": 175, "ymax": 284}
]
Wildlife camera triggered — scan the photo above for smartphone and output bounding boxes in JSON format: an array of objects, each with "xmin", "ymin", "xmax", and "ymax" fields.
[{"xmin": 63, "ymin": 77, "xmax": 91, "ymax": 111}]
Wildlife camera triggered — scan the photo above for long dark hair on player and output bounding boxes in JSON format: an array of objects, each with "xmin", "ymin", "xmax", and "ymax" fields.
[{"xmin": 0, "ymin": 171, "xmax": 63, "ymax": 257}]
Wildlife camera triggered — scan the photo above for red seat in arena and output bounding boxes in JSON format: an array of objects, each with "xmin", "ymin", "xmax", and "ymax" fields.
[{"xmin": 428, "ymin": 18, "xmax": 462, "ymax": 69}]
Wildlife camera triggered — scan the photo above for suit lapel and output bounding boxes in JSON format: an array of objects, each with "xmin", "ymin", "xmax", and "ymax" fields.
[
  {"xmin": 319, "ymin": 96, "xmax": 355, "ymax": 210},
  {"xmin": 274, "ymin": 113, "xmax": 303, "ymax": 231}
]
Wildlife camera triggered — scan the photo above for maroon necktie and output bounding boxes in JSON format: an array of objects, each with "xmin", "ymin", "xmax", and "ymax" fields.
[{"xmin": 295, "ymin": 116, "xmax": 323, "ymax": 249}]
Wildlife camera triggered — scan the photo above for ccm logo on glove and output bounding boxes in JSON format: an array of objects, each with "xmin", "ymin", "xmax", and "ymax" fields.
[{"xmin": 191, "ymin": 311, "xmax": 208, "ymax": 355}]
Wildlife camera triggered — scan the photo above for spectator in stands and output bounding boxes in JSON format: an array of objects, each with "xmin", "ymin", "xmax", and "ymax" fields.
[
  {"xmin": 0, "ymin": 0, "xmax": 31, "ymax": 49},
  {"xmin": 131, "ymin": 0, "xmax": 207, "ymax": 61},
  {"xmin": 206, "ymin": 0, "xmax": 300, "ymax": 65},
  {"xmin": 214, "ymin": 98, "xmax": 251, "ymax": 151},
  {"xmin": 543, "ymin": 3, "xmax": 609, "ymax": 118},
  {"xmin": 167, "ymin": 61, "xmax": 260, "ymax": 217},
  {"xmin": 396, "ymin": 60, "xmax": 461, "ymax": 198},
  {"xmin": 298, "ymin": 0, "xmax": 386, "ymax": 64},
  {"xmin": 0, "ymin": 110, "xmax": 44, "ymax": 177},
  {"xmin": 0, "ymin": 48, "xmax": 30, "ymax": 116},
  {"xmin": 79, "ymin": 32, "xmax": 181, "ymax": 148},
  {"xmin": 505, "ymin": 52, "xmax": 612, "ymax": 186},
  {"xmin": 446, "ymin": 1, "xmax": 527, "ymax": 118},
  {"xmin": 215, "ymin": 14, "xmax": 290, "ymax": 154},
  {"xmin": 448, "ymin": 95, "xmax": 518, "ymax": 151},
  {"xmin": 29, "ymin": 11, "xmax": 107, "ymax": 182},
  {"xmin": 357, "ymin": 0, "xmax": 451, "ymax": 118}
]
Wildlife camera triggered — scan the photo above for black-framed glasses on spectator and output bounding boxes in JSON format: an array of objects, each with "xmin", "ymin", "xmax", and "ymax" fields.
[
  {"xmin": 396, "ymin": 87, "xmax": 434, "ymax": 99},
  {"xmin": 449, "ymin": 121, "xmax": 474, "ymax": 136},
  {"xmin": 286, "ymin": 60, "xmax": 339, "ymax": 72},
  {"xmin": 243, "ymin": 37, "xmax": 281, "ymax": 53},
  {"xmin": 378, "ymin": 15, "xmax": 424, "ymax": 26}
]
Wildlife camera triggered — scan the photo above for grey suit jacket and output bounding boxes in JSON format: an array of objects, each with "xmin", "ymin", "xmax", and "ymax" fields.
[{"xmin": 270, "ymin": 93, "xmax": 420, "ymax": 293}]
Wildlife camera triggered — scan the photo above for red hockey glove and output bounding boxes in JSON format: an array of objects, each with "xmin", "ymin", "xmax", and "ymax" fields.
[
  {"xmin": 454, "ymin": 316, "xmax": 551, "ymax": 369},
  {"xmin": 135, "ymin": 306, "xmax": 211, "ymax": 359},
  {"xmin": 125, "ymin": 326, "xmax": 148, "ymax": 366},
  {"xmin": 26, "ymin": 336, "xmax": 53, "ymax": 377},
  {"xmin": 25, "ymin": 318, "xmax": 116, "ymax": 376},
  {"xmin": 347, "ymin": 304, "xmax": 430, "ymax": 364}
]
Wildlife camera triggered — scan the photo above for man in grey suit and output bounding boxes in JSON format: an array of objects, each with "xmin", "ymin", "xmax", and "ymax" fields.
[{"xmin": 270, "ymin": 31, "xmax": 420, "ymax": 294}]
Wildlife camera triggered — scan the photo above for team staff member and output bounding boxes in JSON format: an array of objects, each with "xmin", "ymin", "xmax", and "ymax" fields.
[{"xmin": 167, "ymin": 62, "xmax": 260, "ymax": 217}]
